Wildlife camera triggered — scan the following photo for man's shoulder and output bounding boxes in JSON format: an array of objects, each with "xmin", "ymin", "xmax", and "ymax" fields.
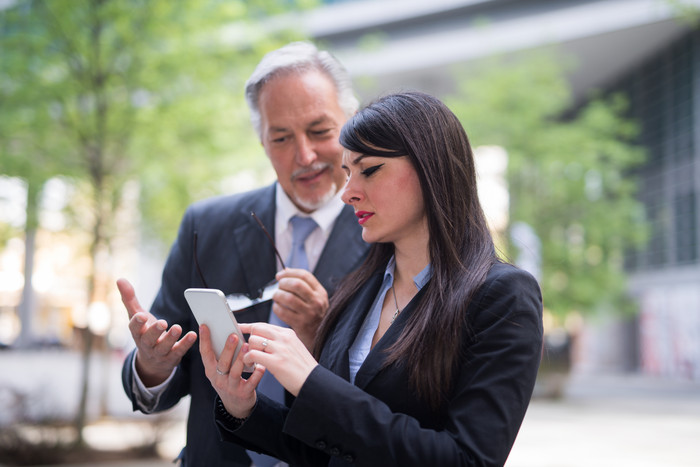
[{"xmin": 187, "ymin": 184, "xmax": 275, "ymax": 218}]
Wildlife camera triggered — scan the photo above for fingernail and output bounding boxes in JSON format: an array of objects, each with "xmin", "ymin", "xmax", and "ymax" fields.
[{"xmin": 135, "ymin": 315, "xmax": 145, "ymax": 324}]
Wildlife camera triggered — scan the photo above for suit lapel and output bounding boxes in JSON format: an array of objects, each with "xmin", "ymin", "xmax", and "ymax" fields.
[
  {"xmin": 353, "ymin": 285, "xmax": 428, "ymax": 390},
  {"xmin": 230, "ymin": 185, "xmax": 277, "ymax": 320},
  {"xmin": 315, "ymin": 204, "xmax": 369, "ymax": 294},
  {"xmin": 321, "ymin": 272, "xmax": 384, "ymax": 380}
]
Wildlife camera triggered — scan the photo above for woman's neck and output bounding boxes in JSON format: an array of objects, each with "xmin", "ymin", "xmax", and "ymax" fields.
[{"xmin": 393, "ymin": 241, "xmax": 429, "ymax": 286}]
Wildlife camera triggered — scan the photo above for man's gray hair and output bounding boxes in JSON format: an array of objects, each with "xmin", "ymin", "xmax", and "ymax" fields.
[{"xmin": 245, "ymin": 41, "xmax": 359, "ymax": 137}]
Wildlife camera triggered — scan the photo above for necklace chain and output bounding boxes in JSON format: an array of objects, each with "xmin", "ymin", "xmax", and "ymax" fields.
[{"xmin": 390, "ymin": 284, "xmax": 401, "ymax": 323}]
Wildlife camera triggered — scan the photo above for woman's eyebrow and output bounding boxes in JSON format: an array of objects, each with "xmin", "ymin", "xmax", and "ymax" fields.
[
  {"xmin": 352, "ymin": 154, "xmax": 368, "ymax": 165},
  {"xmin": 341, "ymin": 154, "xmax": 367, "ymax": 169}
]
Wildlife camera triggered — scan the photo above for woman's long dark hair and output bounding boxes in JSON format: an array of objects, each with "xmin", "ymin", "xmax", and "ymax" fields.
[{"xmin": 314, "ymin": 91, "xmax": 497, "ymax": 409}]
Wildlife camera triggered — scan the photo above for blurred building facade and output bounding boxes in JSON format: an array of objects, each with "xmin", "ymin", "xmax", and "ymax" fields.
[{"xmin": 306, "ymin": 0, "xmax": 700, "ymax": 379}]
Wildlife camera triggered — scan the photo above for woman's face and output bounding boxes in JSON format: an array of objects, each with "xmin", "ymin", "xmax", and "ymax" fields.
[{"xmin": 341, "ymin": 151, "xmax": 428, "ymax": 249}]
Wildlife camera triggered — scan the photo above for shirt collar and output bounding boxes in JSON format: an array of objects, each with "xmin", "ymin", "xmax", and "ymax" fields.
[
  {"xmin": 383, "ymin": 256, "xmax": 432, "ymax": 290},
  {"xmin": 275, "ymin": 182, "xmax": 345, "ymax": 234}
]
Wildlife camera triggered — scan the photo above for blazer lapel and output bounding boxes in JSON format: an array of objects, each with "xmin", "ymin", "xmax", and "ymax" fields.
[
  {"xmin": 320, "ymin": 272, "xmax": 383, "ymax": 380},
  {"xmin": 315, "ymin": 204, "xmax": 369, "ymax": 295},
  {"xmin": 230, "ymin": 185, "xmax": 277, "ymax": 320},
  {"xmin": 353, "ymin": 285, "xmax": 428, "ymax": 390}
]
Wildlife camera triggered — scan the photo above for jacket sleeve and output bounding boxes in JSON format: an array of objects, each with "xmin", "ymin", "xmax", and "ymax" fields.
[
  {"xmin": 218, "ymin": 266, "xmax": 543, "ymax": 467},
  {"xmin": 215, "ymin": 392, "xmax": 332, "ymax": 466}
]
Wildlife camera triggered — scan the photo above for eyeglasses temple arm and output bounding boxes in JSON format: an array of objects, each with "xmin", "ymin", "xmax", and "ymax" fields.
[
  {"xmin": 251, "ymin": 211, "xmax": 286, "ymax": 270},
  {"xmin": 193, "ymin": 231, "xmax": 210, "ymax": 288}
]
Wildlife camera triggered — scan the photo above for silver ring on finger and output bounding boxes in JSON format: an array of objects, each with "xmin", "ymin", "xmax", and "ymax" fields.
[
  {"xmin": 216, "ymin": 367, "xmax": 229, "ymax": 376},
  {"xmin": 261, "ymin": 338, "xmax": 269, "ymax": 352}
]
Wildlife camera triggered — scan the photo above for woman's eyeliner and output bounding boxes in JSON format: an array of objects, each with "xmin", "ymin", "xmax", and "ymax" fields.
[{"xmin": 361, "ymin": 164, "xmax": 384, "ymax": 177}]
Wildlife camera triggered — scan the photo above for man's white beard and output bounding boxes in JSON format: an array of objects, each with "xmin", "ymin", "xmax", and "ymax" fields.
[{"xmin": 294, "ymin": 182, "xmax": 338, "ymax": 212}]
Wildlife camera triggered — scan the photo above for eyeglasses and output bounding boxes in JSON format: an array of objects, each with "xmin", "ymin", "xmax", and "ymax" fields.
[
  {"xmin": 193, "ymin": 211, "xmax": 283, "ymax": 305},
  {"xmin": 250, "ymin": 211, "xmax": 286, "ymax": 269}
]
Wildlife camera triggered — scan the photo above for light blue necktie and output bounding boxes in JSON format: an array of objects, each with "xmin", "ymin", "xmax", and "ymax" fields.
[
  {"xmin": 286, "ymin": 215, "xmax": 318, "ymax": 271},
  {"xmin": 248, "ymin": 215, "xmax": 317, "ymax": 467}
]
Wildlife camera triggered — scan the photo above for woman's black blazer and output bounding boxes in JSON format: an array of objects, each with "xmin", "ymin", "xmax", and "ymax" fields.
[{"xmin": 216, "ymin": 261, "xmax": 543, "ymax": 467}]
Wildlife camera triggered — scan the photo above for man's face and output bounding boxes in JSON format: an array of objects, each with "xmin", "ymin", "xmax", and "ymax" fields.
[{"xmin": 258, "ymin": 70, "xmax": 349, "ymax": 213}]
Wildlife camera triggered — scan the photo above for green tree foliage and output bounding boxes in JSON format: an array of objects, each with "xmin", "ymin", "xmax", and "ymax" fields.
[
  {"xmin": 0, "ymin": 0, "xmax": 312, "ymax": 443},
  {"xmin": 447, "ymin": 51, "xmax": 648, "ymax": 319},
  {"xmin": 1, "ymin": 0, "xmax": 307, "ymax": 244}
]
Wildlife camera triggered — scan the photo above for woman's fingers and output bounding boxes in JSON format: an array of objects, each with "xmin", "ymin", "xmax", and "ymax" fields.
[
  {"xmin": 245, "ymin": 359, "xmax": 265, "ymax": 387},
  {"xmin": 248, "ymin": 333, "xmax": 271, "ymax": 352},
  {"xmin": 239, "ymin": 322, "xmax": 276, "ymax": 340},
  {"xmin": 241, "ymin": 322, "xmax": 319, "ymax": 397}
]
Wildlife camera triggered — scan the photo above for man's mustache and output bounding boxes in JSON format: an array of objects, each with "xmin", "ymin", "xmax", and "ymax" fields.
[{"xmin": 291, "ymin": 162, "xmax": 332, "ymax": 180}]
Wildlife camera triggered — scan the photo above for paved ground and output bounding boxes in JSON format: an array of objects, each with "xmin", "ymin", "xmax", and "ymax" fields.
[
  {"xmin": 2, "ymin": 350, "xmax": 700, "ymax": 466},
  {"xmin": 506, "ymin": 372, "xmax": 700, "ymax": 467}
]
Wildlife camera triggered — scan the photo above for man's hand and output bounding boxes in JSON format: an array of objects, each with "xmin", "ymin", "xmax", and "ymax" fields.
[
  {"xmin": 271, "ymin": 268, "xmax": 329, "ymax": 350},
  {"xmin": 117, "ymin": 278, "xmax": 198, "ymax": 387}
]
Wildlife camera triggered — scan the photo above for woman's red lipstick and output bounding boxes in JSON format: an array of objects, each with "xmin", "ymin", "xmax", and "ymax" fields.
[{"xmin": 355, "ymin": 211, "xmax": 373, "ymax": 225}]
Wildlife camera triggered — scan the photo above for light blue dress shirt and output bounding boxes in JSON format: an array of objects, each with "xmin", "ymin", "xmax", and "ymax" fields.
[{"xmin": 348, "ymin": 257, "xmax": 432, "ymax": 384}]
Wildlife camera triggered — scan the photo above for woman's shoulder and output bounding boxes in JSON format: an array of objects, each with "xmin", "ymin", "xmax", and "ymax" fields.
[
  {"xmin": 469, "ymin": 261, "xmax": 543, "ymax": 324},
  {"xmin": 484, "ymin": 261, "xmax": 539, "ymax": 289}
]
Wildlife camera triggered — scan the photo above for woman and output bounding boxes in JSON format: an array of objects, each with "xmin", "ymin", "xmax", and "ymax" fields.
[{"xmin": 200, "ymin": 91, "xmax": 543, "ymax": 466}]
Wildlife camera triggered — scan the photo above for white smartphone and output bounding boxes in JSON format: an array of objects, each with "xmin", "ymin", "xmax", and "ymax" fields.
[{"xmin": 184, "ymin": 288, "xmax": 253, "ymax": 371}]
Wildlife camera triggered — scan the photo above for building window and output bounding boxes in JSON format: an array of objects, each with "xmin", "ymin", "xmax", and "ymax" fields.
[
  {"xmin": 621, "ymin": 31, "xmax": 699, "ymax": 271},
  {"xmin": 675, "ymin": 191, "xmax": 698, "ymax": 264}
]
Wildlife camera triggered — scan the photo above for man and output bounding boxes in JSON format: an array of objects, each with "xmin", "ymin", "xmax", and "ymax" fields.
[{"xmin": 119, "ymin": 42, "xmax": 369, "ymax": 466}]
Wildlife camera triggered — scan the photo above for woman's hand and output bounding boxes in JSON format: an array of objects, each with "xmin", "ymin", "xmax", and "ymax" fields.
[
  {"xmin": 239, "ymin": 322, "xmax": 319, "ymax": 396},
  {"xmin": 199, "ymin": 324, "xmax": 264, "ymax": 418}
]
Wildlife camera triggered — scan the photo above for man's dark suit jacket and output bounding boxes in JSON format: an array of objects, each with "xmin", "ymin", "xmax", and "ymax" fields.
[
  {"xmin": 121, "ymin": 183, "xmax": 369, "ymax": 466},
  {"xmin": 216, "ymin": 262, "xmax": 543, "ymax": 467}
]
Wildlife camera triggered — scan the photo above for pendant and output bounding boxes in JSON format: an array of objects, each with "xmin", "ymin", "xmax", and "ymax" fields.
[{"xmin": 391, "ymin": 308, "xmax": 400, "ymax": 323}]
